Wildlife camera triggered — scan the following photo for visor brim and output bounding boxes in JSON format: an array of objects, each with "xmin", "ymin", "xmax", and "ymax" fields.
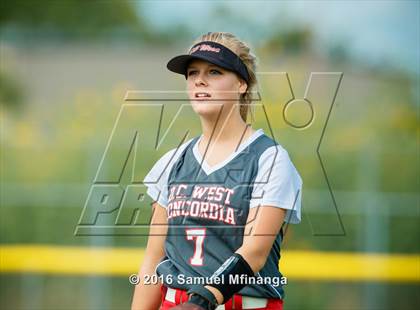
[{"xmin": 167, "ymin": 54, "xmax": 236, "ymax": 77}]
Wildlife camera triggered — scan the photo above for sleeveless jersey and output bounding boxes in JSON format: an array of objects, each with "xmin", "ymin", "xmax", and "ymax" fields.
[{"xmin": 145, "ymin": 129, "xmax": 302, "ymax": 299}]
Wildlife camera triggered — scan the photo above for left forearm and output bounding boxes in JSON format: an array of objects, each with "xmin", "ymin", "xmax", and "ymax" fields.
[
  {"xmin": 235, "ymin": 245, "xmax": 267, "ymax": 273},
  {"xmin": 203, "ymin": 247, "xmax": 266, "ymax": 305}
]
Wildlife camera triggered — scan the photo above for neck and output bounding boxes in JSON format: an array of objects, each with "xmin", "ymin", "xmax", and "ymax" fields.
[{"xmin": 199, "ymin": 108, "xmax": 252, "ymax": 146}]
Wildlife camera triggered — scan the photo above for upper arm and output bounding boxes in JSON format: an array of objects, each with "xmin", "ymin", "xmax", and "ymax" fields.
[
  {"xmin": 144, "ymin": 202, "xmax": 168, "ymax": 262},
  {"xmin": 142, "ymin": 148, "xmax": 180, "ymax": 263},
  {"xmin": 142, "ymin": 149, "xmax": 176, "ymax": 260}
]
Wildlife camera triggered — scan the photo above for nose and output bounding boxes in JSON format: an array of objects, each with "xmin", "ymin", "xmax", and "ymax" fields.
[{"xmin": 194, "ymin": 72, "xmax": 208, "ymax": 87}]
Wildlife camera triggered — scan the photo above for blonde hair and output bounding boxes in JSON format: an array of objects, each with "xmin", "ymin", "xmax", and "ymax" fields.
[{"xmin": 190, "ymin": 32, "xmax": 258, "ymax": 123}]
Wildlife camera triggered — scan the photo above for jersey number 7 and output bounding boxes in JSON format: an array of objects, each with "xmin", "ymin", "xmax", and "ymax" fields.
[{"xmin": 186, "ymin": 228, "xmax": 206, "ymax": 266}]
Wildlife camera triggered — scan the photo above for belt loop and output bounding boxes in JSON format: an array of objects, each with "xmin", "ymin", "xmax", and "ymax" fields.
[{"xmin": 233, "ymin": 295, "xmax": 242, "ymax": 310}]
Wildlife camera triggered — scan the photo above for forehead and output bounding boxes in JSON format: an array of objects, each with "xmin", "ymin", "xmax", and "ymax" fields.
[{"xmin": 187, "ymin": 59, "xmax": 223, "ymax": 69}]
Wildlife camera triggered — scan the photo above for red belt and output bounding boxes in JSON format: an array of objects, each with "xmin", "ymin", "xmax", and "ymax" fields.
[{"xmin": 161, "ymin": 285, "xmax": 283, "ymax": 310}]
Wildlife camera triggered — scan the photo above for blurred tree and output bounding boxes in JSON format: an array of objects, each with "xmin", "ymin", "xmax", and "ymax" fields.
[
  {"xmin": 264, "ymin": 27, "xmax": 313, "ymax": 53},
  {"xmin": 0, "ymin": 0, "xmax": 149, "ymax": 39},
  {"xmin": 0, "ymin": 71, "xmax": 24, "ymax": 111},
  {"xmin": 153, "ymin": 24, "xmax": 192, "ymax": 45}
]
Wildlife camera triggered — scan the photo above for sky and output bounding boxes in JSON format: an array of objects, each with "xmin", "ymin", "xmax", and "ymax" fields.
[{"xmin": 138, "ymin": 0, "xmax": 420, "ymax": 75}]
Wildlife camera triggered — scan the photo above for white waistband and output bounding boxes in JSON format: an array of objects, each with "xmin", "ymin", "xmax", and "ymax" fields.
[{"xmin": 165, "ymin": 287, "xmax": 268, "ymax": 309}]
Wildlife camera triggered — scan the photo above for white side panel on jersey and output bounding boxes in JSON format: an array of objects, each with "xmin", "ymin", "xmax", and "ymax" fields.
[{"xmin": 249, "ymin": 145, "xmax": 303, "ymax": 224}]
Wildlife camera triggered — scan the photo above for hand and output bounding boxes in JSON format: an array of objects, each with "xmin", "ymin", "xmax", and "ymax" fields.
[
  {"xmin": 170, "ymin": 293, "xmax": 216, "ymax": 310},
  {"xmin": 170, "ymin": 303, "xmax": 206, "ymax": 310}
]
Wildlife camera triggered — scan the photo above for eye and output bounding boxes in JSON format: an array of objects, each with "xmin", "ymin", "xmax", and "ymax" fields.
[
  {"xmin": 209, "ymin": 69, "xmax": 222, "ymax": 75},
  {"xmin": 187, "ymin": 70, "xmax": 198, "ymax": 76}
]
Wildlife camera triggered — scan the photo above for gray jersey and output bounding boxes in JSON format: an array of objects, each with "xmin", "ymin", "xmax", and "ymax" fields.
[{"xmin": 145, "ymin": 129, "xmax": 302, "ymax": 299}]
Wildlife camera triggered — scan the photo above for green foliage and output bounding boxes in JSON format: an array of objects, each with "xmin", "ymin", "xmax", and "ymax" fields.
[
  {"xmin": 0, "ymin": 0, "xmax": 146, "ymax": 38},
  {"xmin": 0, "ymin": 71, "xmax": 24, "ymax": 110},
  {"xmin": 264, "ymin": 28, "xmax": 313, "ymax": 53}
]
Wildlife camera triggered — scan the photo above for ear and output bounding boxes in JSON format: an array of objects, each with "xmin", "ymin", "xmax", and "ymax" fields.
[{"xmin": 238, "ymin": 79, "xmax": 248, "ymax": 95}]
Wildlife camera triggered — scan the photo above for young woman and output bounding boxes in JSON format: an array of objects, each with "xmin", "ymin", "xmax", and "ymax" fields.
[{"xmin": 131, "ymin": 32, "xmax": 302, "ymax": 310}]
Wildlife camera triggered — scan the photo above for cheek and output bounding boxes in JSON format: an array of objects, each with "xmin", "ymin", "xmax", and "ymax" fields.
[
  {"xmin": 186, "ymin": 81, "xmax": 195, "ymax": 98},
  {"xmin": 213, "ymin": 80, "xmax": 239, "ymax": 98}
]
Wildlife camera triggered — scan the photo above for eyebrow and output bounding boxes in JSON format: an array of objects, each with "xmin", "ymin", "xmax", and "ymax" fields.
[{"xmin": 187, "ymin": 64, "xmax": 221, "ymax": 70}]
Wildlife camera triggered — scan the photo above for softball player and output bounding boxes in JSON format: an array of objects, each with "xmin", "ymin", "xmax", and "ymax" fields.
[{"xmin": 132, "ymin": 32, "xmax": 302, "ymax": 310}]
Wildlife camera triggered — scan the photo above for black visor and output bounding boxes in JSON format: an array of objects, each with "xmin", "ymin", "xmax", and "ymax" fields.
[{"xmin": 167, "ymin": 41, "xmax": 250, "ymax": 83}]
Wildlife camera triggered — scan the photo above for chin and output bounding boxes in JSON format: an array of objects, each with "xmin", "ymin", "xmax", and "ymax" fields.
[{"xmin": 191, "ymin": 100, "xmax": 224, "ymax": 116}]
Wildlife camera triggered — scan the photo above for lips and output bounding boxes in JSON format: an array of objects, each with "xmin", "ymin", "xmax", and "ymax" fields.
[{"xmin": 194, "ymin": 92, "xmax": 211, "ymax": 99}]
